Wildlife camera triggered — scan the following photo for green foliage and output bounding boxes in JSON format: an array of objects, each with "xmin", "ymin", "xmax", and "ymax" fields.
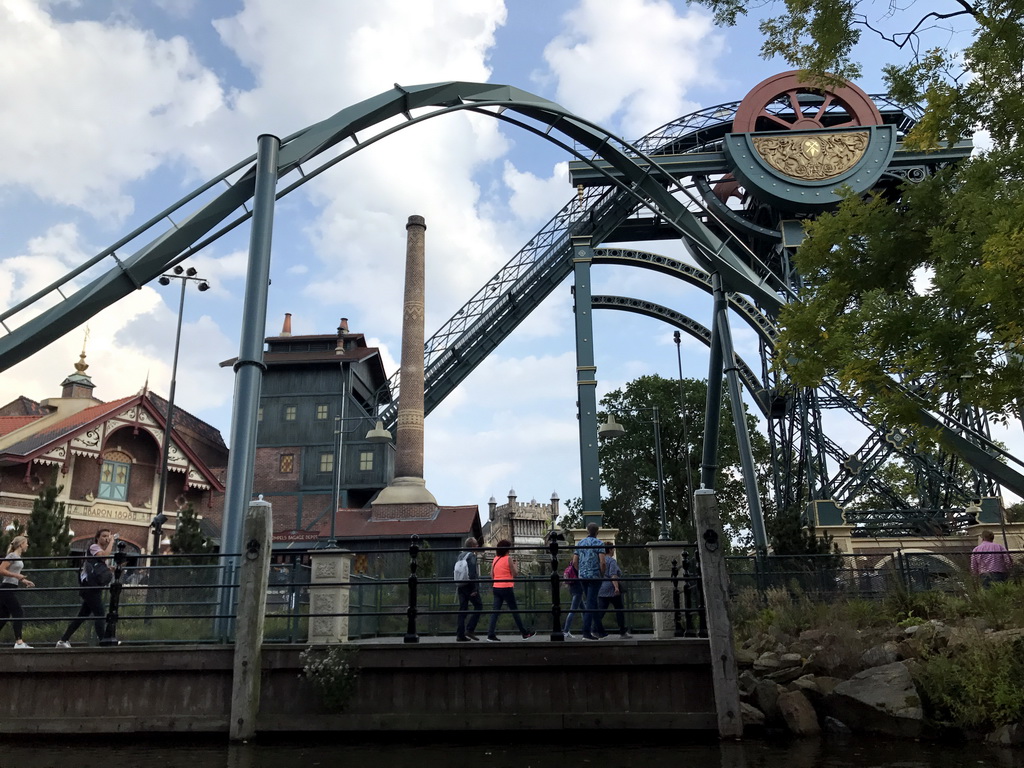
[
  {"xmin": 300, "ymin": 646, "xmax": 360, "ymax": 712},
  {"xmin": 27, "ymin": 484, "xmax": 73, "ymax": 565},
  {"xmin": 169, "ymin": 503, "xmax": 212, "ymax": 564},
  {"xmin": 598, "ymin": 375, "xmax": 769, "ymax": 546},
  {"xmin": 914, "ymin": 636, "xmax": 1024, "ymax": 731}
]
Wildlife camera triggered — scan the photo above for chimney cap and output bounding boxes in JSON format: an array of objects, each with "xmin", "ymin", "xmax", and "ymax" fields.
[{"xmin": 406, "ymin": 214, "xmax": 426, "ymax": 230}]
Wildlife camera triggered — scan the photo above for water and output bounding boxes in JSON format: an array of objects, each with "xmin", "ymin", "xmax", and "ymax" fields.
[{"xmin": 1, "ymin": 736, "xmax": 1021, "ymax": 768}]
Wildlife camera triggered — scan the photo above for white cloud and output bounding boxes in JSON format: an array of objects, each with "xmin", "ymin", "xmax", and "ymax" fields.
[{"xmin": 539, "ymin": 0, "xmax": 724, "ymax": 139}]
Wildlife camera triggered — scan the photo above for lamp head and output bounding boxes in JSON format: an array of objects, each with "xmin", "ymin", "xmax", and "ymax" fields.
[
  {"xmin": 185, "ymin": 267, "xmax": 197, "ymax": 277},
  {"xmin": 598, "ymin": 414, "xmax": 627, "ymax": 439},
  {"xmin": 365, "ymin": 420, "xmax": 392, "ymax": 443},
  {"xmin": 150, "ymin": 512, "xmax": 168, "ymax": 531},
  {"xmin": 197, "ymin": 281, "xmax": 210, "ymax": 291},
  {"xmin": 158, "ymin": 276, "xmax": 171, "ymax": 286},
  {"xmin": 173, "ymin": 265, "xmax": 184, "ymax": 275}
]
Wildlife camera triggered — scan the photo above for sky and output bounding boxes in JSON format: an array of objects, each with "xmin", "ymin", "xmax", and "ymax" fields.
[{"xmin": 2, "ymin": 0, "xmax": 1016, "ymax": 518}]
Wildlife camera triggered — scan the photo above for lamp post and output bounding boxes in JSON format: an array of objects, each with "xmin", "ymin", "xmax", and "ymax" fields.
[
  {"xmin": 599, "ymin": 405, "xmax": 671, "ymax": 541},
  {"xmin": 328, "ymin": 415, "xmax": 392, "ymax": 546},
  {"xmin": 154, "ymin": 266, "xmax": 209, "ymax": 554},
  {"xmin": 673, "ymin": 331, "xmax": 695, "ymax": 516}
]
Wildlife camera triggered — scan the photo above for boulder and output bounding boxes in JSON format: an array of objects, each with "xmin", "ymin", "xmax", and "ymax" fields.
[
  {"xmin": 986, "ymin": 723, "xmax": 1024, "ymax": 746},
  {"xmin": 824, "ymin": 716, "xmax": 851, "ymax": 735},
  {"xmin": 753, "ymin": 679, "xmax": 783, "ymax": 724},
  {"xmin": 740, "ymin": 702, "xmax": 766, "ymax": 728},
  {"xmin": 754, "ymin": 651, "xmax": 782, "ymax": 673},
  {"xmin": 860, "ymin": 641, "xmax": 899, "ymax": 669},
  {"xmin": 735, "ymin": 647, "xmax": 758, "ymax": 667},
  {"xmin": 788, "ymin": 674, "xmax": 840, "ymax": 711},
  {"xmin": 825, "ymin": 661, "xmax": 925, "ymax": 738},
  {"xmin": 777, "ymin": 690, "xmax": 821, "ymax": 737},
  {"xmin": 737, "ymin": 670, "xmax": 759, "ymax": 698}
]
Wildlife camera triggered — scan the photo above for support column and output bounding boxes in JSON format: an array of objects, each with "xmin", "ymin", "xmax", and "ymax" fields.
[
  {"xmin": 572, "ymin": 236, "xmax": 602, "ymax": 528},
  {"xmin": 714, "ymin": 284, "xmax": 768, "ymax": 553},
  {"xmin": 308, "ymin": 548, "xmax": 355, "ymax": 644},
  {"xmin": 219, "ymin": 134, "xmax": 280, "ymax": 638},
  {"xmin": 647, "ymin": 540, "xmax": 687, "ymax": 638},
  {"xmin": 701, "ymin": 273, "xmax": 726, "ymax": 490}
]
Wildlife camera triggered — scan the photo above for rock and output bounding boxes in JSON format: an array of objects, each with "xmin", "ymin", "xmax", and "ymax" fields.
[
  {"xmin": 753, "ymin": 679, "xmax": 783, "ymax": 724},
  {"xmin": 804, "ymin": 645, "xmax": 857, "ymax": 678},
  {"xmin": 777, "ymin": 690, "xmax": 821, "ymax": 737},
  {"xmin": 986, "ymin": 723, "xmax": 1024, "ymax": 745},
  {"xmin": 735, "ymin": 647, "xmax": 758, "ymax": 667},
  {"xmin": 860, "ymin": 641, "xmax": 899, "ymax": 668},
  {"xmin": 741, "ymin": 702, "xmax": 766, "ymax": 728},
  {"xmin": 779, "ymin": 652, "xmax": 803, "ymax": 667},
  {"xmin": 766, "ymin": 665, "xmax": 807, "ymax": 685},
  {"xmin": 798, "ymin": 628, "xmax": 825, "ymax": 643},
  {"xmin": 824, "ymin": 716, "xmax": 851, "ymax": 735},
  {"xmin": 738, "ymin": 670, "xmax": 759, "ymax": 697},
  {"xmin": 826, "ymin": 661, "xmax": 925, "ymax": 738},
  {"xmin": 788, "ymin": 674, "xmax": 840, "ymax": 711},
  {"xmin": 754, "ymin": 651, "xmax": 782, "ymax": 673}
]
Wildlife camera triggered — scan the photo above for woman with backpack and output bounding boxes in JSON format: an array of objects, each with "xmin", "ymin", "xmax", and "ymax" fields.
[
  {"xmin": 56, "ymin": 528, "xmax": 116, "ymax": 648},
  {"xmin": 561, "ymin": 560, "xmax": 583, "ymax": 638},
  {"xmin": 0, "ymin": 535, "xmax": 35, "ymax": 649},
  {"xmin": 485, "ymin": 539, "xmax": 535, "ymax": 641}
]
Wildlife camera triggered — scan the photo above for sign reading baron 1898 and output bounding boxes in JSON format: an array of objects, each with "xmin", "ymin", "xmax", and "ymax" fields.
[
  {"xmin": 84, "ymin": 505, "xmax": 150, "ymax": 522},
  {"xmin": 273, "ymin": 530, "xmax": 321, "ymax": 543}
]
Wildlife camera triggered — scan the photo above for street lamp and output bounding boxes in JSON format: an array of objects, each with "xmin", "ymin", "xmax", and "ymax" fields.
[
  {"xmin": 329, "ymin": 415, "xmax": 392, "ymax": 546},
  {"xmin": 599, "ymin": 405, "xmax": 671, "ymax": 541},
  {"xmin": 673, "ymin": 331, "xmax": 695, "ymax": 517},
  {"xmin": 154, "ymin": 265, "xmax": 209, "ymax": 554}
]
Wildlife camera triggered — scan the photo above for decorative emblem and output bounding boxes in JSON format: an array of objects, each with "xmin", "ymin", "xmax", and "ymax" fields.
[{"xmin": 752, "ymin": 131, "xmax": 870, "ymax": 181}]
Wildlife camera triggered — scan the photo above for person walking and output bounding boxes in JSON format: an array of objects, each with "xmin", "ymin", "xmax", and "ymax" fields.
[
  {"xmin": 598, "ymin": 543, "xmax": 630, "ymax": 637},
  {"xmin": 0, "ymin": 535, "xmax": 35, "ymax": 649},
  {"xmin": 455, "ymin": 536, "xmax": 482, "ymax": 641},
  {"xmin": 562, "ymin": 559, "xmax": 583, "ymax": 638},
  {"xmin": 57, "ymin": 528, "xmax": 116, "ymax": 647},
  {"xmin": 486, "ymin": 539, "xmax": 535, "ymax": 641},
  {"xmin": 571, "ymin": 522, "xmax": 606, "ymax": 640},
  {"xmin": 971, "ymin": 529, "xmax": 1013, "ymax": 587}
]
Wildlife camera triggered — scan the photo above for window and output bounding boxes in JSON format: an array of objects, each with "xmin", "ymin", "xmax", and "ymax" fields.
[
  {"xmin": 284, "ymin": 406, "xmax": 297, "ymax": 421},
  {"xmin": 359, "ymin": 451, "xmax": 374, "ymax": 471},
  {"xmin": 279, "ymin": 454, "xmax": 294, "ymax": 473},
  {"xmin": 98, "ymin": 451, "xmax": 132, "ymax": 501},
  {"xmin": 319, "ymin": 452, "xmax": 334, "ymax": 473},
  {"xmin": 316, "ymin": 404, "xmax": 329, "ymax": 420},
  {"xmin": 258, "ymin": 408, "xmax": 263, "ymax": 422}
]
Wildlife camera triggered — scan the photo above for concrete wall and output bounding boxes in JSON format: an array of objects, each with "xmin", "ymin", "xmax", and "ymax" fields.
[{"xmin": 2, "ymin": 641, "xmax": 715, "ymax": 734}]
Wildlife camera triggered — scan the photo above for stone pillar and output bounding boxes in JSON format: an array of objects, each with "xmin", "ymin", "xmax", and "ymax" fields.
[
  {"xmin": 647, "ymin": 540, "xmax": 687, "ymax": 639},
  {"xmin": 308, "ymin": 548, "xmax": 355, "ymax": 644},
  {"xmin": 373, "ymin": 214, "xmax": 437, "ymax": 509}
]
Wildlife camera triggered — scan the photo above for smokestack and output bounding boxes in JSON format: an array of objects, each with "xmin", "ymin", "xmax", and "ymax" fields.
[
  {"xmin": 372, "ymin": 215, "xmax": 437, "ymax": 511},
  {"xmin": 280, "ymin": 313, "xmax": 292, "ymax": 336},
  {"xmin": 339, "ymin": 317, "xmax": 349, "ymax": 334}
]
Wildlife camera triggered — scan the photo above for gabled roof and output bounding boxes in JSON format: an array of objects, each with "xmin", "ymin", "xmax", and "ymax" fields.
[
  {"xmin": 0, "ymin": 415, "xmax": 43, "ymax": 438},
  {"xmin": 0, "ymin": 393, "xmax": 225, "ymax": 492},
  {"xmin": 0, "ymin": 396, "xmax": 52, "ymax": 417}
]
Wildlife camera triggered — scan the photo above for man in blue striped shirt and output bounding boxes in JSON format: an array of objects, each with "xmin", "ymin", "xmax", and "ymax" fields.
[{"xmin": 570, "ymin": 522, "xmax": 606, "ymax": 639}]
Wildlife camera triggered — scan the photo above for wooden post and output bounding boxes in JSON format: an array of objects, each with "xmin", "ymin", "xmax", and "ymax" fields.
[
  {"xmin": 229, "ymin": 499, "xmax": 272, "ymax": 742},
  {"xmin": 692, "ymin": 488, "xmax": 742, "ymax": 739}
]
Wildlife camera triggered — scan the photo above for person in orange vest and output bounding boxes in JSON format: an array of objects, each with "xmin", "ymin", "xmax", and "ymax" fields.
[{"xmin": 485, "ymin": 539, "xmax": 535, "ymax": 641}]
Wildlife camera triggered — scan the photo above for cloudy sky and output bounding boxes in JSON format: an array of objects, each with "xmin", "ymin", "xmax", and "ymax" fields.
[{"xmin": 3, "ymin": 0, "xmax": 1013, "ymax": 517}]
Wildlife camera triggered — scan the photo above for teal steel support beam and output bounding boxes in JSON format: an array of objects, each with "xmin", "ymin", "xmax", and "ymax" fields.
[
  {"xmin": 572, "ymin": 237, "xmax": 603, "ymax": 528},
  {"xmin": 218, "ymin": 133, "xmax": 280, "ymax": 639}
]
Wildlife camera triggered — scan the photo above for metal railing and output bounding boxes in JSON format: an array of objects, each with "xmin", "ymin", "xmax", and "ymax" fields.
[{"xmin": 2, "ymin": 539, "xmax": 708, "ymax": 645}]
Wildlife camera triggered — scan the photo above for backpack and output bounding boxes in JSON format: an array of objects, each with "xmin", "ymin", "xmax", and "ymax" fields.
[
  {"xmin": 563, "ymin": 563, "xmax": 579, "ymax": 583},
  {"xmin": 453, "ymin": 552, "xmax": 470, "ymax": 583},
  {"xmin": 82, "ymin": 557, "xmax": 113, "ymax": 587}
]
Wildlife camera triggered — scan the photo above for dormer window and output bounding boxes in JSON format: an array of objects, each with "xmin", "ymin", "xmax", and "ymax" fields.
[{"xmin": 99, "ymin": 450, "xmax": 132, "ymax": 501}]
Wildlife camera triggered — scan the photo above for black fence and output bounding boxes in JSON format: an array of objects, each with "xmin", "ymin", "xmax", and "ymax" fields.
[{"xmin": 0, "ymin": 539, "xmax": 707, "ymax": 646}]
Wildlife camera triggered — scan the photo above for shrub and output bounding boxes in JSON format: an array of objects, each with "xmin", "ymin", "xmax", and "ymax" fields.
[
  {"xmin": 914, "ymin": 635, "xmax": 1024, "ymax": 731},
  {"xmin": 300, "ymin": 645, "xmax": 360, "ymax": 712}
]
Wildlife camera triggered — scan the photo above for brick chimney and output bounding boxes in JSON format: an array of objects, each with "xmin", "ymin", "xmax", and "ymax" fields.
[{"xmin": 280, "ymin": 313, "xmax": 292, "ymax": 336}]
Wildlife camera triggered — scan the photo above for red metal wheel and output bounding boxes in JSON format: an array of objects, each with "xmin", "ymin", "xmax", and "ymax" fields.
[{"xmin": 732, "ymin": 70, "xmax": 882, "ymax": 133}]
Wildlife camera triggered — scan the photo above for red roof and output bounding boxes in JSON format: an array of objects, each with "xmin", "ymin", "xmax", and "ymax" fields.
[{"xmin": 0, "ymin": 415, "xmax": 42, "ymax": 438}]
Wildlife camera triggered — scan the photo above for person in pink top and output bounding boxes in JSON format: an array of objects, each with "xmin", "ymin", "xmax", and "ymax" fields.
[{"xmin": 970, "ymin": 530, "xmax": 1013, "ymax": 587}]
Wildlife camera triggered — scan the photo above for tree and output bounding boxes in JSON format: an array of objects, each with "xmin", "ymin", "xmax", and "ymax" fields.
[
  {"xmin": 27, "ymin": 484, "xmax": 73, "ymax": 564},
  {"xmin": 695, "ymin": 1, "xmax": 1024, "ymax": 442},
  {"xmin": 169, "ymin": 502, "xmax": 212, "ymax": 564},
  {"xmin": 596, "ymin": 375, "xmax": 770, "ymax": 548}
]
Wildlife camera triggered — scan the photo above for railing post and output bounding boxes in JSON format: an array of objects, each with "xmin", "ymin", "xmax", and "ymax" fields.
[
  {"xmin": 548, "ymin": 532, "xmax": 564, "ymax": 641},
  {"xmin": 404, "ymin": 535, "xmax": 420, "ymax": 644},
  {"xmin": 672, "ymin": 555, "xmax": 686, "ymax": 637},
  {"xmin": 100, "ymin": 540, "xmax": 128, "ymax": 646},
  {"xmin": 308, "ymin": 547, "xmax": 354, "ymax": 644},
  {"xmin": 693, "ymin": 488, "xmax": 741, "ymax": 738},
  {"xmin": 229, "ymin": 498, "xmax": 272, "ymax": 742}
]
